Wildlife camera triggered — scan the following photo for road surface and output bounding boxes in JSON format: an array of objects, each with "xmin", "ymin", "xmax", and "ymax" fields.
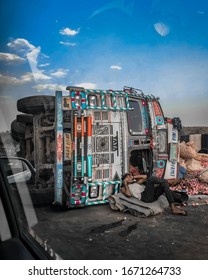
[{"xmin": 34, "ymin": 196, "xmax": 208, "ymax": 260}]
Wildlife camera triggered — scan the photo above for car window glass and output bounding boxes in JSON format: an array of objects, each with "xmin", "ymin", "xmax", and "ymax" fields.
[
  {"xmin": 8, "ymin": 159, "xmax": 24, "ymax": 174},
  {"xmin": 0, "ymin": 197, "xmax": 12, "ymax": 242},
  {"xmin": 0, "ymin": 159, "xmax": 57, "ymax": 258},
  {"xmin": 2, "ymin": 158, "xmax": 12, "ymax": 176}
]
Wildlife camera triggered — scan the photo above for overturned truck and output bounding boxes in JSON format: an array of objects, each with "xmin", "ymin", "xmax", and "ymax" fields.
[{"xmin": 11, "ymin": 86, "xmax": 182, "ymax": 207}]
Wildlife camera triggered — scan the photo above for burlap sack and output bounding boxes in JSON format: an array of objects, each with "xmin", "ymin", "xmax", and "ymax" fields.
[
  {"xmin": 180, "ymin": 141, "xmax": 197, "ymax": 159},
  {"xmin": 180, "ymin": 141, "xmax": 208, "ymax": 162},
  {"xmin": 185, "ymin": 158, "xmax": 205, "ymax": 173},
  {"xmin": 198, "ymin": 169, "xmax": 208, "ymax": 183}
]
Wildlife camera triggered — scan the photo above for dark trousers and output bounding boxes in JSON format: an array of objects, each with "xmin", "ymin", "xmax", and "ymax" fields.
[{"xmin": 141, "ymin": 177, "xmax": 175, "ymax": 205}]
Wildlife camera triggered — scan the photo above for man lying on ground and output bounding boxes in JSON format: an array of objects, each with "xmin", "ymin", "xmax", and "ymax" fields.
[{"xmin": 121, "ymin": 173, "xmax": 188, "ymax": 216}]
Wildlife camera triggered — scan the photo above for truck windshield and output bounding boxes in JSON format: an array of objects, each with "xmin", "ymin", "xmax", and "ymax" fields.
[{"xmin": 127, "ymin": 100, "xmax": 143, "ymax": 134}]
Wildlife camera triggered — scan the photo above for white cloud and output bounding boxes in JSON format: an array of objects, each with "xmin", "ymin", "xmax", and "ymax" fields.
[
  {"xmin": 110, "ymin": 65, "xmax": 122, "ymax": 70},
  {"xmin": 21, "ymin": 70, "xmax": 51, "ymax": 82},
  {"xmin": 37, "ymin": 73, "xmax": 51, "ymax": 80},
  {"xmin": 26, "ymin": 46, "xmax": 40, "ymax": 64},
  {"xmin": 8, "ymin": 38, "xmax": 51, "ymax": 82},
  {"xmin": 59, "ymin": 27, "xmax": 80, "ymax": 36},
  {"xmin": 51, "ymin": 69, "xmax": 69, "ymax": 78},
  {"xmin": 20, "ymin": 73, "xmax": 34, "ymax": 83},
  {"xmin": 0, "ymin": 71, "xmax": 51, "ymax": 87},
  {"xmin": 0, "ymin": 73, "xmax": 34, "ymax": 86},
  {"xmin": 39, "ymin": 63, "xmax": 50, "ymax": 67},
  {"xmin": 33, "ymin": 83, "xmax": 65, "ymax": 92},
  {"xmin": 60, "ymin": 41, "xmax": 77, "ymax": 47},
  {"xmin": 41, "ymin": 53, "xmax": 50, "ymax": 59},
  {"xmin": 75, "ymin": 82, "xmax": 97, "ymax": 89},
  {"xmin": 7, "ymin": 38, "xmax": 35, "ymax": 51},
  {"xmin": 25, "ymin": 47, "xmax": 51, "ymax": 80},
  {"xmin": 0, "ymin": 52, "xmax": 25, "ymax": 63},
  {"xmin": 0, "ymin": 74, "xmax": 23, "ymax": 86}
]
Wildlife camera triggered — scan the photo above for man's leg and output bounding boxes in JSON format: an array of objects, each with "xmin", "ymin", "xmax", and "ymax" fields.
[
  {"xmin": 141, "ymin": 177, "xmax": 174, "ymax": 204},
  {"xmin": 153, "ymin": 181, "xmax": 187, "ymax": 215},
  {"xmin": 153, "ymin": 183, "xmax": 175, "ymax": 205},
  {"xmin": 140, "ymin": 178, "xmax": 158, "ymax": 203}
]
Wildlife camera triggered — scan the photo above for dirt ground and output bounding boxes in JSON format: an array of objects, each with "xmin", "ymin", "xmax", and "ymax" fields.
[{"xmin": 34, "ymin": 196, "xmax": 208, "ymax": 260}]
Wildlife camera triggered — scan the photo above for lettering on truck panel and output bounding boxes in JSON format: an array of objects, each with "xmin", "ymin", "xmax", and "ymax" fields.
[
  {"xmin": 64, "ymin": 133, "xmax": 72, "ymax": 160},
  {"xmin": 164, "ymin": 161, "xmax": 177, "ymax": 180},
  {"xmin": 57, "ymin": 102, "xmax": 62, "ymax": 129},
  {"xmin": 172, "ymin": 129, "xmax": 177, "ymax": 143},
  {"xmin": 168, "ymin": 123, "xmax": 178, "ymax": 144},
  {"xmin": 62, "ymin": 97, "xmax": 72, "ymax": 110},
  {"xmin": 170, "ymin": 162, "xmax": 176, "ymax": 178},
  {"xmin": 56, "ymin": 132, "xmax": 63, "ymax": 163},
  {"xmin": 55, "ymin": 165, "xmax": 63, "ymax": 202}
]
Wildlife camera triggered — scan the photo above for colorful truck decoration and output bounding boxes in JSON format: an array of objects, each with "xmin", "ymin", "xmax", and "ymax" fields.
[{"xmin": 13, "ymin": 86, "xmax": 181, "ymax": 207}]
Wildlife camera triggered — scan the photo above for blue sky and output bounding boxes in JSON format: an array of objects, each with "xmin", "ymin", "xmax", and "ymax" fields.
[{"xmin": 0, "ymin": 0, "xmax": 208, "ymax": 131}]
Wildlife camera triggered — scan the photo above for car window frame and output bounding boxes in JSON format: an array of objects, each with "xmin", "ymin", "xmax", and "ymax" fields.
[{"xmin": 0, "ymin": 158, "xmax": 52, "ymax": 260}]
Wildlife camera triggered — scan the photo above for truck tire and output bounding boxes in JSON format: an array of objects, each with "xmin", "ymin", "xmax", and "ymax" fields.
[
  {"xmin": 17, "ymin": 95, "xmax": 55, "ymax": 114},
  {"xmin": 17, "ymin": 114, "xmax": 33, "ymax": 124},
  {"xmin": 11, "ymin": 119, "xmax": 26, "ymax": 141}
]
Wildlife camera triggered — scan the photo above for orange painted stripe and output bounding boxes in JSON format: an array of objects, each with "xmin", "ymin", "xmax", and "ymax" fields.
[
  {"xmin": 74, "ymin": 116, "xmax": 77, "ymax": 137},
  {"xmin": 87, "ymin": 116, "xmax": 92, "ymax": 136},
  {"xmin": 81, "ymin": 116, "xmax": 84, "ymax": 137}
]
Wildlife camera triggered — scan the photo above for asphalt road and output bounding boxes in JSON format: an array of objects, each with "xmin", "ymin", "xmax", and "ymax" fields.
[{"xmin": 34, "ymin": 197, "xmax": 208, "ymax": 260}]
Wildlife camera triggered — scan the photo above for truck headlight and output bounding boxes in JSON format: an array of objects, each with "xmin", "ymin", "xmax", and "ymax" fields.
[
  {"xmin": 75, "ymin": 95, "xmax": 81, "ymax": 107},
  {"xmin": 157, "ymin": 130, "xmax": 167, "ymax": 153},
  {"xmin": 88, "ymin": 95, "xmax": 97, "ymax": 107},
  {"xmin": 106, "ymin": 184, "xmax": 114, "ymax": 198},
  {"xmin": 89, "ymin": 185, "xmax": 99, "ymax": 198},
  {"xmin": 74, "ymin": 187, "xmax": 82, "ymax": 200}
]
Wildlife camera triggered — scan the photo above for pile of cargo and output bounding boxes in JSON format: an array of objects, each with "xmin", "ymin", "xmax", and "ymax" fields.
[{"xmin": 172, "ymin": 141, "xmax": 208, "ymax": 195}]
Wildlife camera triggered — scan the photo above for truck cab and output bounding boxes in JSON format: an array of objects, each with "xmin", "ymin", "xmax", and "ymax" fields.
[{"xmin": 54, "ymin": 86, "xmax": 181, "ymax": 207}]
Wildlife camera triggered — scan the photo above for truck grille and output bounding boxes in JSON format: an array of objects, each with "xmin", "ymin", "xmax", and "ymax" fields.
[
  {"xmin": 94, "ymin": 110, "xmax": 109, "ymax": 121},
  {"xmin": 96, "ymin": 136, "xmax": 109, "ymax": 152},
  {"xmin": 95, "ymin": 168, "xmax": 110, "ymax": 179}
]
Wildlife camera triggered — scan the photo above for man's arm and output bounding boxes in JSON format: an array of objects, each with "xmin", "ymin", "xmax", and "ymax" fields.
[
  {"xmin": 120, "ymin": 184, "xmax": 132, "ymax": 197},
  {"xmin": 133, "ymin": 174, "xmax": 147, "ymax": 184}
]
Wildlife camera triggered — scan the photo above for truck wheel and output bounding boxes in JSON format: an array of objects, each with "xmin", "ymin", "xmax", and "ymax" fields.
[
  {"xmin": 17, "ymin": 95, "xmax": 55, "ymax": 114},
  {"xmin": 30, "ymin": 187, "xmax": 54, "ymax": 206},
  {"xmin": 17, "ymin": 114, "xmax": 33, "ymax": 124},
  {"xmin": 11, "ymin": 119, "xmax": 26, "ymax": 141}
]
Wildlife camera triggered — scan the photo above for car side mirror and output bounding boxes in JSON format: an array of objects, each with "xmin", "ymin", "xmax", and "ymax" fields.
[{"xmin": 6, "ymin": 158, "xmax": 33, "ymax": 184}]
